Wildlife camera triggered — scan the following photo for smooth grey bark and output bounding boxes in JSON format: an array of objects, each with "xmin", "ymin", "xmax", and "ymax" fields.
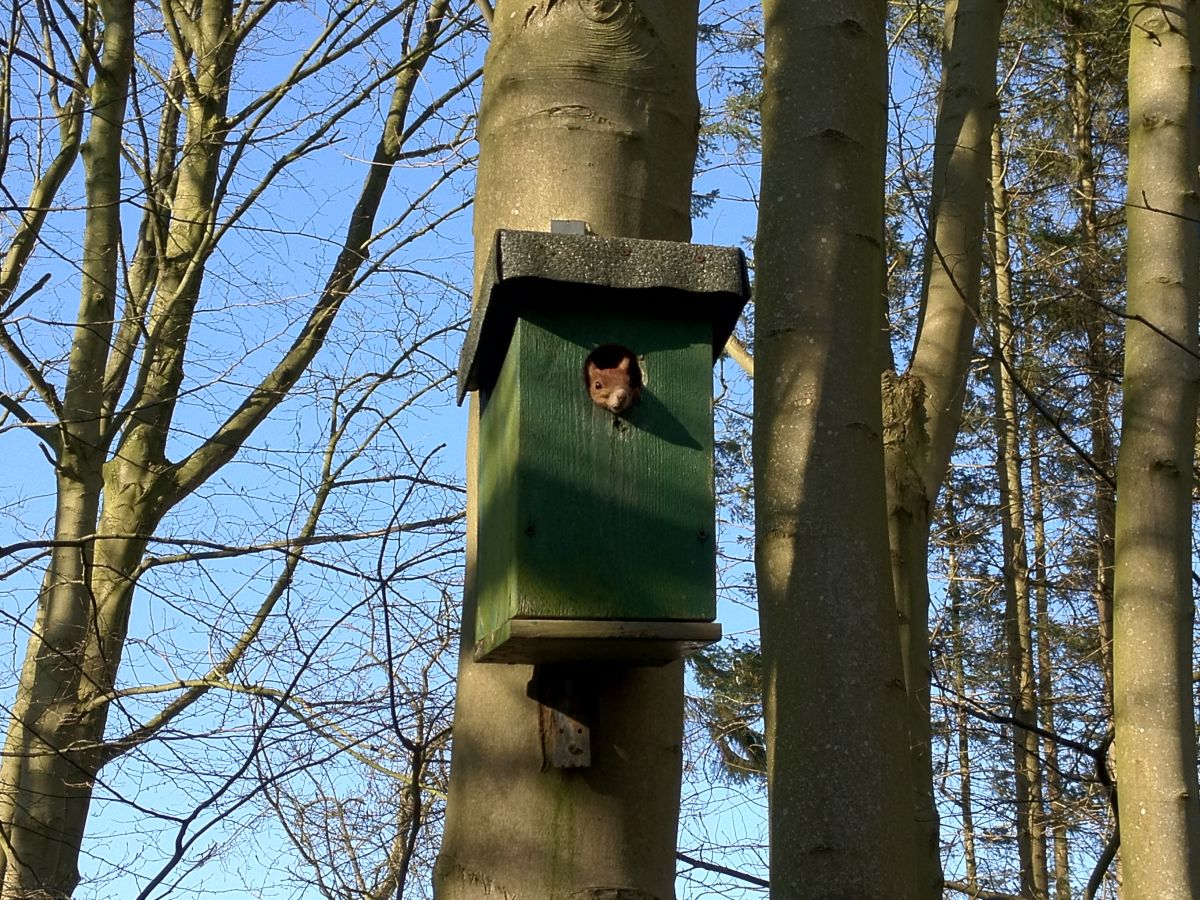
[
  {"xmin": 882, "ymin": 0, "xmax": 1004, "ymax": 891},
  {"xmin": 1112, "ymin": 0, "xmax": 1200, "ymax": 895},
  {"xmin": 754, "ymin": 1, "xmax": 918, "ymax": 896},
  {"xmin": 0, "ymin": 3, "xmax": 136, "ymax": 891},
  {"xmin": 433, "ymin": 3, "xmax": 700, "ymax": 898}
]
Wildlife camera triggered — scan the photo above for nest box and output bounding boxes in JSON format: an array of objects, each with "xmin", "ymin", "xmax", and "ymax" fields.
[{"xmin": 457, "ymin": 230, "xmax": 749, "ymax": 665}]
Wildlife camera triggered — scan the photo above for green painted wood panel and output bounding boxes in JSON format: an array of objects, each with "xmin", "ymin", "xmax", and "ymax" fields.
[
  {"xmin": 475, "ymin": 299, "xmax": 716, "ymax": 644},
  {"xmin": 476, "ymin": 320, "xmax": 523, "ymax": 643}
]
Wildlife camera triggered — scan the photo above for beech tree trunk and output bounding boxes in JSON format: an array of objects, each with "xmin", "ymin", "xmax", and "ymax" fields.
[
  {"xmin": 0, "ymin": 5, "xmax": 137, "ymax": 891},
  {"xmin": 433, "ymin": 3, "xmax": 699, "ymax": 898},
  {"xmin": 882, "ymin": 0, "xmax": 1004, "ymax": 892},
  {"xmin": 1112, "ymin": 0, "xmax": 1200, "ymax": 895},
  {"xmin": 754, "ymin": 2, "xmax": 918, "ymax": 896}
]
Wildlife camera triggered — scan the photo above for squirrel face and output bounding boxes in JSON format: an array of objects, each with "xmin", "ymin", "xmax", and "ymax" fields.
[{"xmin": 584, "ymin": 345, "xmax": 642, "ymax": 415}]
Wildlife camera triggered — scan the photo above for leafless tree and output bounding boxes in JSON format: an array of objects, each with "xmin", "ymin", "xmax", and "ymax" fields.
[{"xmin": 0, "ymin": 0, "xmax": 481, "ymax": 894}]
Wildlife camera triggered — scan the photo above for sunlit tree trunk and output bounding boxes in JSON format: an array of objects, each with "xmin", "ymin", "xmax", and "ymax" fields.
[
  {"xmin": 433, "ymin": 3, "xmax": 700, "ymax": 897},
  {"xmin": 882, "ymin": 0, "xmax": 1005, "ymax": 891},
  {"xmin": 754, "ymin": 1, "xmax": 918, "ymax": 895},
  {"xmin": 0, "ymin": 3, "xmax": 135, "ymax": 891},
  {"xmin": 1112, "ymin": 0, "xmax": 1200, "ymax": 895}
]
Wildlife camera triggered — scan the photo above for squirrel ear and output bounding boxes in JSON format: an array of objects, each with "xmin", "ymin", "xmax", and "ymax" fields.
[{"xmin": 616, "ymin": 355, "xmax": 630, "ymax": 372}]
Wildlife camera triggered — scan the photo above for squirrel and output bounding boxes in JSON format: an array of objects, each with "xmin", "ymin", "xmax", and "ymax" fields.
[{"xmin": 583, "ymin": 345, "xmax": 642, "ymax": 415}]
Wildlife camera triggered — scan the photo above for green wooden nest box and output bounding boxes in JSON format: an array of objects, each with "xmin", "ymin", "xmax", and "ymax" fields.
[{"xmin": 458, "ymin": 230, "xmax": 749, "ymax": 665}]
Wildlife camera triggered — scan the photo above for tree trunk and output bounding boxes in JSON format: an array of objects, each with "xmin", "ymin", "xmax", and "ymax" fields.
[
  {"xmin": 883, "ymin": 0, "xmax": 1004, "ymax": 892},
  {"xmin": 1112, "ymin": 0, "xmax": 1200, "ymax": 895},
  {"xmin": 433, "ymin": 3, "xmax": 699, "ymax": 898},
  {"xmin": 754, "ymin": 2, "xmax": 917, "ymax": 896},
  {"xmin": 0, "ymin": 3, "xmax": 135, "ymax": 892}
]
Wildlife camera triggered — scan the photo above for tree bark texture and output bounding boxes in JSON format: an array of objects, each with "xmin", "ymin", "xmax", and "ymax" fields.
[
  {"xmin": 754, "ymin": 2, "xmax": 918, "ymax": 897},
  {"xmin": 0, "ymin": 3, "xmax": 136, "ymax": 892},
  {"xmin": 882, "ymin": 0, "xmax": 1004, "ymax": 892},
  {"xmin": 1112, "ymin": 0, "xmax": 1200, "ymax": 896},
  {"xmin": 433, "ymin": 3, "xmax": 699, "ymax": 899}
]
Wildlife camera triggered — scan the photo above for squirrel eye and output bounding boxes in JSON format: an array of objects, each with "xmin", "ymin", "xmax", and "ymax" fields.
[{"xmin": 593, "ymin": 380, "xmax": 603, "ymax": 390}]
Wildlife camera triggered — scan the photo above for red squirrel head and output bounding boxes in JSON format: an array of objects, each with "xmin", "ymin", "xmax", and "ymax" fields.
[{"xmin": 584, "ymin": 345, "xmax": 642, "ymax": 414}]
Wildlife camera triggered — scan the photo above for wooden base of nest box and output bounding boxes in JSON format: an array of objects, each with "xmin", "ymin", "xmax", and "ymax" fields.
[{"xmin": 474, "ymin": 618, "xmax": 721, "ymax": 666}]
